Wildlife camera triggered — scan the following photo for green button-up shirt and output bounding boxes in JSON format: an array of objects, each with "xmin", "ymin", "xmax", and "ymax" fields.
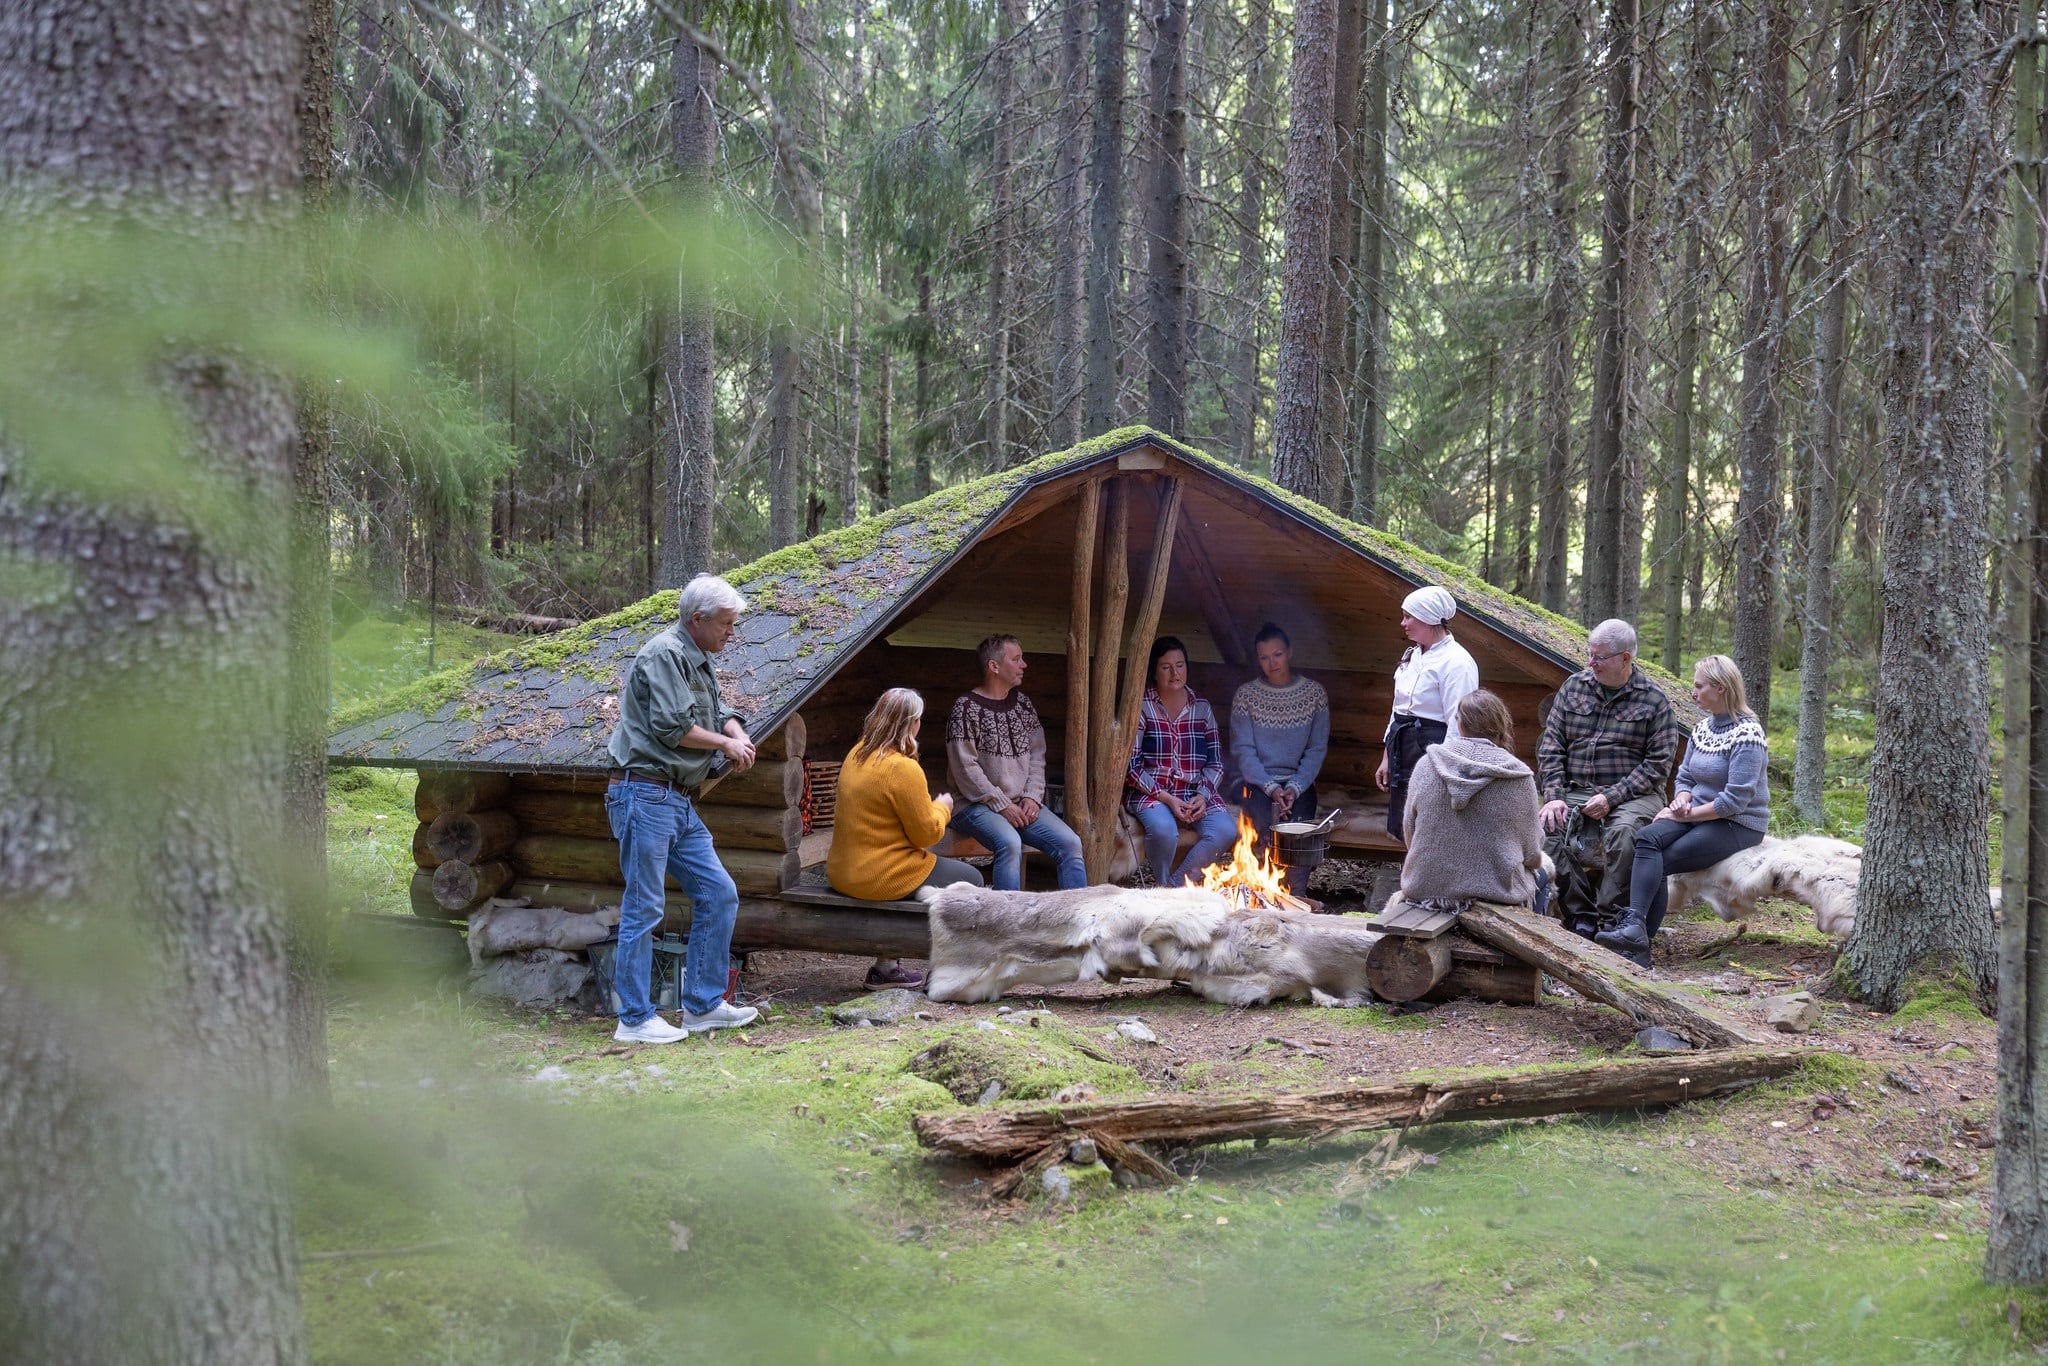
[{"xmin": 606, "ymin": 625, "xmax": 744, "ymax": 790}]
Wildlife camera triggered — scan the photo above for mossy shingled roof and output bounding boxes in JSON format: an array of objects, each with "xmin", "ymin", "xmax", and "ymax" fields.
[{"xmin": 328, "ymin": 427, "xmax": 1693, "ymax": 771}]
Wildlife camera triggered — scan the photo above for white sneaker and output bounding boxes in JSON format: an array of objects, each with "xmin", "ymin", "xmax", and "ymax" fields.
[
  {"xmin": 680, "ymin": 1000, "xmax": 760, "ymax": 1032},
  {"xmin": 614, "ymin": 1014, "xmax": 690, "ymax": 1044}
]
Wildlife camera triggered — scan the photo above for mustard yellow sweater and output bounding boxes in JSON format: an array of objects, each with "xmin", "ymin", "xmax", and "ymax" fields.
[{"xmin": 827, "ymin": 747, "xmax": 949, "ymax": 900}]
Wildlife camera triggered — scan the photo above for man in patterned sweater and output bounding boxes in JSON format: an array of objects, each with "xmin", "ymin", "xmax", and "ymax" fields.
[
  {"xmin": 945, "ymin": 634, "xmax": 1088, "ymax": 890},
  {"xmin": 1536, "ymin": 618, "xmax": 1681, "ymax": 939}
]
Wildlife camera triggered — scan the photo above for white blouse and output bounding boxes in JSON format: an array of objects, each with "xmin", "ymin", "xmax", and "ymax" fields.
[{"xmin": 1386, "ymin": 632, "xmax": 1481, "ymax": 737}]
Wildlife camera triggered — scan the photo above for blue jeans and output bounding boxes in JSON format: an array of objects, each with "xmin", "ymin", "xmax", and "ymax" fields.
[
  {"xmin": 950, "ymin": 801, "xmax": 1088, "ymax": 890},
  {"xmin": 1629, "ymin": 817, "xmax": 1765, "ymax": 937},
  {"xmin": 604, "ymin": 779, "xmax": 739, "ymax": 1022},
  {"xmin": 1132, "ymin": 800, "xmax": 1238, "ymax": 886}
]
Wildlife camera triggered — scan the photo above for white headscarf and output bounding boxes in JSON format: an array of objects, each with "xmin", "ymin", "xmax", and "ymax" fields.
[{"xmin": 1401, "ymin": 585, "xmax": 1458, "ymax": 626}]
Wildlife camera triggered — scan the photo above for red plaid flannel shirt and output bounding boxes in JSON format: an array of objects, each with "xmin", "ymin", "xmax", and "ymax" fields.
[{"xmin": 1124, "ymin": 688, "xmax": 1225, "ymax": 812}]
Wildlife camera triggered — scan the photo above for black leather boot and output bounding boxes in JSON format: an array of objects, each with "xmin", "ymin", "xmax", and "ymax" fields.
[
  {"xmin": 1595, "ymin": 905, "xmax": 1651, "ymax": 963},
  {"xmin": 1566, "ymin": 911, "xmax": 1600, "ymax": 940}
]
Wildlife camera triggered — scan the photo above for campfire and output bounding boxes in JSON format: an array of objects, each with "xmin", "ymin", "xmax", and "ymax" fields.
[{"xmin": 1199, "ymin": 814, "xmax": 1317, "ymax": 914}]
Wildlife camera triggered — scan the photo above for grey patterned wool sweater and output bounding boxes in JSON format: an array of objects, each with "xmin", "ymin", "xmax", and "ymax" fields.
[
  {"xmin": 1399, "ymin": 736, "xmax": 1544, "ymax": 906},
  {"xmin": 946, "ymin": 690, "xmax": 1048, "ymax": 810}
]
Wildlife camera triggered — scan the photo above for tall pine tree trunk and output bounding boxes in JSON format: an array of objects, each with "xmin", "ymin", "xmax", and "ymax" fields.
[
  {"xmin": 1350, "ymin": 0, "xmax": 1391, "ymax": 523},
  {"xmin": 1841, "ymin": 0, "xmax": 1998, "ymax": 1011},
  {"xmin": 0, "ymin": 2, "xmax": 309, "ymax": 1358},
  {"xmin": 1270, "ymin": 0, "xmax": 1338, "ymax": 497},
  {"xmin": 766, "ymin": 2, "xmax": 818, "ymax": 547},
  {"xmin": 1319, "ymin": 0, "xmax": 1365, "ymax": 505},
  {"xmin": 1732, "ymin": 0, "xmax": 1791, "ymax": 726},
  {"xmin": 661, "ymin": 19, "xmax": 717, "ymax": 582},
  {"xmin": 985, "ymin": 0, "xmax": 1019, "ymax": 466},
  {"xmin": 1659, "ymin": 5, "xmax": 1714, "ymax": 674},
  {"xmin": 914, "ymin": 269, "xmax": 934, "ymax": 497},
  {"xmin": 1229, "ymin": 0, "xmax": 1272, "ymax": 467},
  {"xmin": 1143, "ymin": 0, "xmax": 1189, "ymax": 432},
  {"xmin": 1792, "ymin": 5, "xmax": 1862, "ymax": 826},
  {"xmin": 1049, "ymin": 0, "xmax": 1090, "ymax": 447},
  {"xmin": 1580, "ymin": 0, "xmax": 1638, "ymax": 625},
  {"xmin": 1536, "ymin": 0, "xmax": 1584, "ymax": 612},
  {"xmin": 1085, "ymin": 0, "xmax": 1126, "ymax": 433},
  {"xmin": 842, "ymin": 7, "xmax": 866, "ymax": 522}
]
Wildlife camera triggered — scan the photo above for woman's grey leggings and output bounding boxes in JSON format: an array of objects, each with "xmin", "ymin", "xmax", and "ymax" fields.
[{"xmin": 1629, "ymin": 817, "xmax": 1765, "ymax": 935}]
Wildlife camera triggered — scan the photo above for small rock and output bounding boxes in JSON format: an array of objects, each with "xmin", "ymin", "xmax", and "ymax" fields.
[
  {"xmin": 977, "ymin": 1079, "xmax": 1005, "ymax": 1105},
  {"xmin": 1039, "ymin": 1165, "xmax": 1073, "ymax": 1202},
  {"xmin": 1765, "ymin": 991, "xmax": 1821, "ymax": 1034},
  {"xmin": 532, "ymin": 1065, "xmax": 571, "ymax": 1084},
  {"xmin": 1634, "ymin": 1026, "xmax": 1694, "ymax": 1055},
  {"xmin": 828, "ymin": 988, "xmax": 920, "ymax": 1027},
  {"xmin": 1068, "ymin": 1137, "xmax": 1099, "ymax": 1166},
  {"xmin": 996, "ymin": 1005, "xmax": 1013, "ymax": 1014},
  {"xmin": 1037, "ymin": 1160, "xmax": 1115, "ymax": 1207},
  {"xmin": 976, "ymin": 1019, "xmax": 1000, "ymax": 1032},
  {"xmin": 1116, "ymin": 1019, "xmax": 1160, "ymax": 1045}
]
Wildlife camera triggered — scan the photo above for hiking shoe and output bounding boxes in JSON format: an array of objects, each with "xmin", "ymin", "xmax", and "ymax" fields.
[
  {"xmin": 681, "ymin": 1000, "xmax": 760, "ymax": 1032},
  {"xmin": 614, "ymin": 1014, "xmax": 690, "ymax": 1044},
  {"xmin": 865, "ymin": 961, "xmax": 927, "ymax": 990}
]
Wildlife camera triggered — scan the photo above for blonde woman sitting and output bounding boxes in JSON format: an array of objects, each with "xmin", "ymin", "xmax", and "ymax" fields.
[{"xmin": 827, "ymin": 687, "xmax": 985, "ymax": 989}]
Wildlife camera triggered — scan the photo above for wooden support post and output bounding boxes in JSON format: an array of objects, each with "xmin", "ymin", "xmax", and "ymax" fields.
[
  {"xmin": 913, "ymin": 1049, "xmax": 1806, "ymax": 1161},
  {"xmin": 1456, "ymin": 902, "xmax": 1769, "ymax": 1047},
  {"xmin": 1084, "ymin": 482, "xmax": 1132, "ymax": 877},
  {"xmin": 1092, "ymin": 478, "xmax": 1185, "ymax": 873},
  {"xmin": 1066, "ymin": 479, "xmax": 1102, "ymax": 877}
]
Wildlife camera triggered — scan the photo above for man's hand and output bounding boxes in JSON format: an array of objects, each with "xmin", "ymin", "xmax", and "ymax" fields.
[
  {"xmin": 1541, "ymin": 799, "xmax": 1570, "ymax": 833},
  {"xmin": 1582, "ymin": 792, "xmax": 1611, "ymax": 821},
  {"xmin": 1017, "ymin": 798, "xmax": 1041, "ymax": 824},
  {"xmin": 1374, "ymin": 754, "xmax": 1390, "ymax": 792},
  {"xmin": 721, "ymin": 732, "xmax": 757, "ymax": 772},
  {"xmin": 1001, "ymin": 802, "xmax": 1030, "ymax": 829}
]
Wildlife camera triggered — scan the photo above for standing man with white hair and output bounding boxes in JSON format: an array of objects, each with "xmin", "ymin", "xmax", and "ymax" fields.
[
  {"xmin": 1375, "ymin": 585, "xmax": 1481, "ymax": 840},
  {"xmin": 603, "ymin": 574, "xmax": 762, "ymax": 1042},
  {"xmin": 1535, "ymin": 618, "xmax": 1681, "ymax": 944}
]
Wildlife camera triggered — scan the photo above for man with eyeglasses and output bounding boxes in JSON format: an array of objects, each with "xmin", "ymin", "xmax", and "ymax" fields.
[{"xmin": 1535, "ymin": 619, "xmax": 1681, "ymax": 946}]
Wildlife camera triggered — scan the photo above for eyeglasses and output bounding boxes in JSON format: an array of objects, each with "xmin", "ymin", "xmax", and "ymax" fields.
[{"xmin": 1587, "ymin": 651, "xmax": 1629, "ymax": 666}]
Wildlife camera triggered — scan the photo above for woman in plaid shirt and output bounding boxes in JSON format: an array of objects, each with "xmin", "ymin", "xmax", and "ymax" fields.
[{"xmin": 1125, "ymin": 636, "xmax": 1237, "ymax": 885}]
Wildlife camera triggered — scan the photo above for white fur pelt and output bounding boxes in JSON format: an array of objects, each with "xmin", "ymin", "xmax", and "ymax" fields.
[
  {"xmin": 1664, "ymin": 834, "xmax": 1862, "ymax": 937},
  {"xmin": 920, "ymin": 883, "xmax": 1379, "ymax": 1007},
  {"xmin": 466, "ymin": 899, "xmax": 622, "ymax": 967}
]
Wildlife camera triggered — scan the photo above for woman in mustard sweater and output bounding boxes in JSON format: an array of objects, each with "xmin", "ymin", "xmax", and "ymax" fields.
[{"xmin": 828, "ymin": 688, "xmax": 984, "ymax": 988}]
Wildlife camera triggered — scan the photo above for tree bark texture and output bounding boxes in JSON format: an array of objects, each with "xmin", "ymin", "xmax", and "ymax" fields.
[
  {"xmin": 1142, "ymin": 0, "xmax": 1189, "ymax": 433},
  {"xmin": 984, "ymin": 0, "xmax": 1019, "ymax": 468},
  {"xmin": 1731, "ymin": 0, "xmax": 1791, "ymax": 727},
  {"xmin": 1229, "ymin": 0, "xmax": 1273, "ymax": 469},
  {"xmin": 1318, "ymin": 0, "xmax": 1365, "ymax": 507},
  {"xmin": 1842, "ymin": 0, "xmax": 1999, "ymax": 1011},
  {"xmin": 1536, "ymin": 0, "xmax": 1583, "ymax": 612},
  {"xmin": 661, "ymin": 22, "xmax": 717, "ymax": 584},
  {"xmin": 1270, "ymin": 0, "xmax": 1338, "ymax": 498},
  {"xmin": 1348, "ymin": 0, "xmax": 1391, "ymax": 524},
  {"xmin": 1580, "ymin": 0, "xmax": 1638, "ymax": 626},
  {"xmin": 0, "ymin": 2, "xmax": 309, "ymax": 1359},
  {"xmin": 1085, "ymin": 0, "xmax": 1126, "ymax": 434},
  {"xmin": 766, "ymin": 3, "xmax": 818, "ymax": 549},
  {"xmin": 1049, "ymin": 0, "xmax": 1090, "ymax": 448},
  {"xmin": 1660, "ymin": 11, "xmax": 1707, "ymax": 680},
  {"xmin": 1791, "ymin": 6, "xmax": 1861, "ymax": 827}
]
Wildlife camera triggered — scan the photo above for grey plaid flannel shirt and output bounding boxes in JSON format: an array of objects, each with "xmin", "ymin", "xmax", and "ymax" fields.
[{"xmin": 1535, "ymin": 667, "xmax": 1680, "ymax": 807}]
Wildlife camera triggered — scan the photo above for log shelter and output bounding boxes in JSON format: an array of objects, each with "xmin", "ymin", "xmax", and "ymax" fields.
[{"xmin": 330, "ymin": 428, "xmax": 1697, "ymax": 977}]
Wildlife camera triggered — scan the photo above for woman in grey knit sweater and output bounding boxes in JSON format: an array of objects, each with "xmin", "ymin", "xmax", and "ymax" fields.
[
  {"xmin": 1399, "ymin": 690, "xmax": 1543, "ymax": 907},
  {"xmin": 1597, "ymin": 654, "xmax": 1769, "ymax": 967}
]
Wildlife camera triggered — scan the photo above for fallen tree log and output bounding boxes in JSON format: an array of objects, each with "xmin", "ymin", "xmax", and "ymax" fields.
[
  {"xmin": 914, "ymin": 1048, "xmax": 1806, "ymax": 1161},
  {"xmin": 462, "ymin": 609, "xmax": 583, "ymax": 634},
  {"xmin": 1366, "ymin": 933, "xmax": 1453, "ymax": 1002},
  {"xmin": 1455, "ymin": 902, "xmax": 1767, "ymax": 1048}
]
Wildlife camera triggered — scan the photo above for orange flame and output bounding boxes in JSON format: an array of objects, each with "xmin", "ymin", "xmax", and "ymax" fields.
[{"xmin": 1199, "ymin": 812, "xmax": 1289, "ymax": 899}]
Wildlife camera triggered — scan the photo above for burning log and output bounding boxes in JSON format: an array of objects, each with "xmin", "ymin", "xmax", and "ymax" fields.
[{"xmin": 914, "ymin": 1048, "xmax": 1807, "ymax": 1162}]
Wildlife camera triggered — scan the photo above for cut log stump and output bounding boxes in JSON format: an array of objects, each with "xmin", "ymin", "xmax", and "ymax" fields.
[
  {"xmin": 1366, "ymin": 933, "xmax": 1454, "ymax": 1002},
  {"xmin": 914, "ymin": 1048, "xmax": 1805, "ymax": 1162},
  {"xmin": 1454, "ymin": 902, "xmax": 1769, "ymax": 1048},
  {"xmin": 423, "ymin": 809, "xmax": 520, "ymax": 864},
  {"xmin": 428, "ymin": 858, "xmax": 514, "ymax": 914}
]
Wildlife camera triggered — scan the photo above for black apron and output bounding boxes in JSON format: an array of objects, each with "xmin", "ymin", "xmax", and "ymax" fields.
[{"xmin": 1385, "ymin": 714, "xmax": 1448, "ymax": 840}]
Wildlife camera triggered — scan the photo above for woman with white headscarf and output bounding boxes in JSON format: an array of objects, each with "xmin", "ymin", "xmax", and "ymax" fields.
[{"xmin": 1375, "ymin": 585, "xmax": 1481, "ymax": 840}]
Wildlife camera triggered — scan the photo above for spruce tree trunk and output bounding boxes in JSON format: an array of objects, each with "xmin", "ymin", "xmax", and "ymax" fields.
[
  {"xmin": 1085, "ymin": 0, "xmax": 1126, "ymax": 434},
  {"xmin": 874, "ymin": 339, "xmax": 893, "ymax": 508},
  {"xmin": 1660, "ymin": 14, "xmax": 1707, "ymax": 676},
  {"xmin": 766, "ymin": 3, "xmax": 818, "ymax": 548},
  {"xmin": 1732, "ymin": 0, "xmax": 1791, "ymax": 726},
  {"xmin": 1535, "ymin": 0, "xmax": 1583, "ymax": 612},
  {"xmin": 1841, "ymin": 0, "xmax": 1999, "ymax": 1012},
  {"xmin": 1350, "ymin": 0, "xmax": 1391, "ymax": 523},
  {"xmin": 1229, "ymin": 0, "xmax": 1272, "ymax": 468},
  {"xmin": 1270, "ymin": 0, "xmax": 1338, "ymax": 497},
  {"xmin": 0, "ymin": 1, "xmax": 309, "ymax": 1359},
  {"xmin": 914, "ymin": 270, "xmax": 934, "ymax": 497},
  {"xmin": 985, "ymin": 0, "xmax": 1019, "ymax": 466},
  {"xmin": 842, "ymin": 7, "xmax": 866, "ymax": 523},
  {"xmin": 1319, "ymin": 0, "xmax": 1365, "ymax": 505},
  {"xmin": 661, "ymin": 20, "xmax": 717, "ymax": 582},
  {"xmin": 1049, "ymin": 0, "xmax": 1090, "ymax": 448},
  {"xmin": 1988, "ymin": 0, "xmax": 2048, "ymax": 1289},
  {"xmin": 1142, "ymin": 0, "xmax": 1189, "ymax": 432},
  {"xmin": 1580, "ymin": 0, "xmax": 1638, "ymax": 626},
  {"xmin": 1792, "ymin": 6, "xmax": 1861, "ymax": 827},
  {"xmin": 288, "ymin": 0, "xmax": 337, "ymax": 1104}
]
